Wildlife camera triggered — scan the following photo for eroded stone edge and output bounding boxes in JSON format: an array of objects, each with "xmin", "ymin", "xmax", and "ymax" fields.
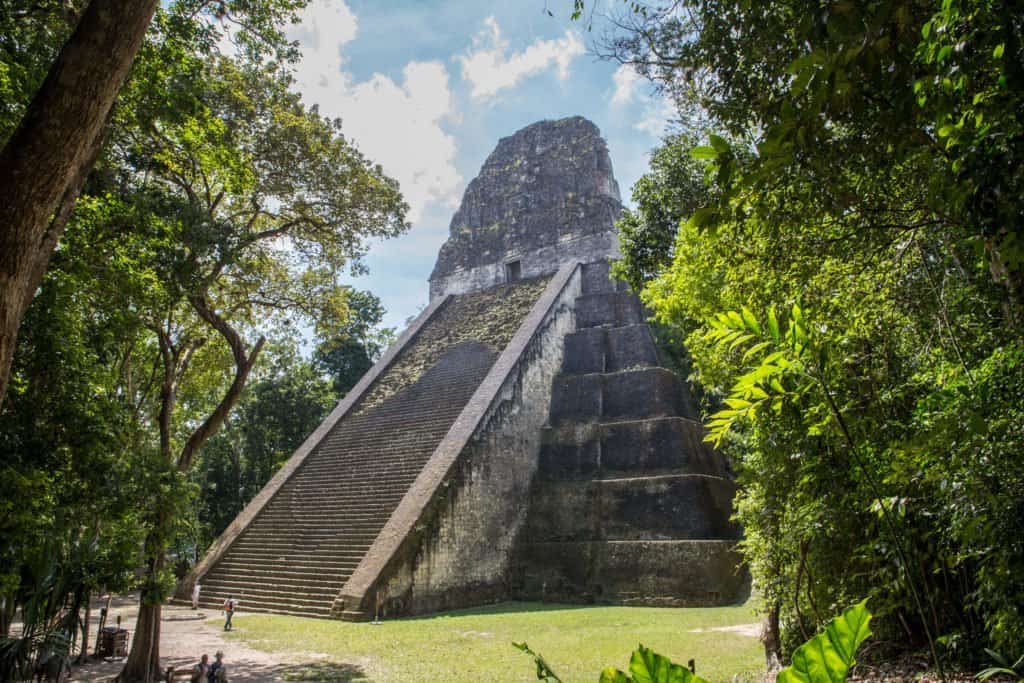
[
  {"xmin": 335, "ymin": 260, "xmax": 581, "ymax": 615},
  {"xmin": 172, "ymin": 294, "xmax": 453, "ymax": 601}
]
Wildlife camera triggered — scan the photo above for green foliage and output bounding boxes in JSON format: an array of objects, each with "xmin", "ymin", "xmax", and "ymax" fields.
[
  {"xmin": 704, "ymin": 304, "xmax": 812, "ymax": 448},
  {"xmin": 314, "ymin": 290, "xmax": 394, "ymax": 396},
  {"xmin": 516, "ymin": 602, "xmax": 872, "ymax": 683},
  {"xmin": 593, "ymin": 0, "xmax": 1024, "ymax": 665},
  {"xmin": 0, "ymin": 258, "xmax": 147, "ymax": 644},
  {"xmin": 0, "ymin": 0, "xmax": 407, "ymax": 662},
  {"xmin": 612, "ymin": 133, "xmax": 710, "ymax": 292},
  {"xmin": 599, "ymin": 645, "xmax": 707, "ymax": 683},
  {"xmin": 976, "ymin": 649, "xmax": 1024, "ymax": 681},
  {"xmin": 777, "ymin": 601, "xmax": 872, "ymax": 683},
  {"xmin": 513, "ymin": 641, "xmax": 563, "ymax": 682}
]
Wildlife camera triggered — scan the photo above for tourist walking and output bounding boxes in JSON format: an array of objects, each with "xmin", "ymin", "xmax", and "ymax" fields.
[
  {"xmin": 191, "ymin": 582, "xmax": 202, "ymax": 610},
  {"xmin": 222, "ymin": 596, "xmax": 235, "ymax": 631}
]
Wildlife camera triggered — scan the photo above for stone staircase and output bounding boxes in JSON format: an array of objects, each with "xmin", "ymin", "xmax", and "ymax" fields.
[
  {"xmin": 513, "ymin": 262, "xmax": 747, "ymax": 606},
  {"xmin": 188, "ymin": 339, "xmax": 499, "ymax": 618}
]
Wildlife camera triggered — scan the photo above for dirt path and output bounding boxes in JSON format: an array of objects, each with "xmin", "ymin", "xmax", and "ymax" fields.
[{"xmin": 66, "ymin": 594, "xmax": 347, "ymax": 682}]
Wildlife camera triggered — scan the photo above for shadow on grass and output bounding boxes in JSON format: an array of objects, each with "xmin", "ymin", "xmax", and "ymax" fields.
[{"xmin": 278, "ymin": 661, "xmax": 368, "ymax": 681}]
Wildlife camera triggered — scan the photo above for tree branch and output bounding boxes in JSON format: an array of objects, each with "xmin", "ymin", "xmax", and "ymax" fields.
[{"xmin": 177, "ymin": 290, "xmax": 264, "ymax": 472}]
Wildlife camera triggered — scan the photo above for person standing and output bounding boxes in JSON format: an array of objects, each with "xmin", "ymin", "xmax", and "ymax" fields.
[
  {"xmin": 189, "ymin": 654, "xmax": 209, "ymax": 683},
  {"xmin": 207, "ymin": 651, "xmax": 226, "ymax": 682},
  {"xmin": 222, "ymin": 596, "xmax": 235, "ymax": 631},
  {"xmin": 191, "ymin": 582, "xmax": 202, "ymax": 610}
]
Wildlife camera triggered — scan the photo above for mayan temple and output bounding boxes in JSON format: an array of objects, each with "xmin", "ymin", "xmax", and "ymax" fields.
[{"xmin": 175, "ymin": 116, "xmax": 747, "ymax": 620}]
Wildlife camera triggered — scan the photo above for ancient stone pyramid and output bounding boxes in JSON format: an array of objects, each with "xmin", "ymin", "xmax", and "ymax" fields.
[{"xmin": 176, "ymin": 116, "xmax": 746, "ymax": 620}]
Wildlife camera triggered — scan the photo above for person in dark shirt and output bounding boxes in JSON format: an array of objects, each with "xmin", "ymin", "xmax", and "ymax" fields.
[{"xmin": 207, "ymin": 650, "xmax": 226, "ymax": 682}]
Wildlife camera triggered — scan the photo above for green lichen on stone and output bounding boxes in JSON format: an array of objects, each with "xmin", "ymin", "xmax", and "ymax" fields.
[{"xmin": 355, "ymin": 276, "xmax": 552, "ymax": 413}]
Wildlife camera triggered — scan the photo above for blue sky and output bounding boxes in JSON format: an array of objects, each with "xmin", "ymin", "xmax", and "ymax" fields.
[{"xmin": 280, "ymin": 1, "xmax": 673, "ymax": 330}]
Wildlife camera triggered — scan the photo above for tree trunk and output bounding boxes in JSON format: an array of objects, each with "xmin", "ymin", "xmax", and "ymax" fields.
[
  {"xmin": 120, "ymin": 601, "xmax": 162, "ymax": 682},
  {"xmin": 77, "ymin": 591, "xmax": 91, "ymax": 664},
  {"xmin": 0, "ymin": 593, "xmax": 14, "ymax": 638},
  {"xmin": 762, "ymin": 601, "xmax": 782, "ymax": 672},
  {"xmin": 120, "ymin": 554, "xmax": 165, "ymax": 682},
  {"xmin": 0, "ymin": 0, "xmax": 159, "ymax": 407}
]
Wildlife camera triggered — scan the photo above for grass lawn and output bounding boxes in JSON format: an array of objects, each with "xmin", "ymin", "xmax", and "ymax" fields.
[{"xmin": 223, "ymin": 599, "xmax": 764, "ymax": 682}]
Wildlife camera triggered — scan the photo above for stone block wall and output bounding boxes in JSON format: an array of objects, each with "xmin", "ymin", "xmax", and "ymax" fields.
[{"xmin": 336, "ymin": 263, "xmax": 583, "ymax": 617}]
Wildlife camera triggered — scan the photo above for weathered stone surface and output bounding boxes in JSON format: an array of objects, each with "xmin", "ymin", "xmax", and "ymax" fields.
[
  {"xmin": 549, "ymin": 367, "xmax": 695, "ymax": 423},
  {"xmin": 523, "ymin": 475, "xmax": 740, "ymax": 542},
  {"xmin": 512, "ymin": 259, "xmax": 746, "ymax": 608},
  {"xmin": 515, "ymin": 540, "xmax": 749, "ymax": 606},
  {"xmin": 575, "ymin": 291, "xmax": 645, "ymax": 328},
  {"xmin": 178, "ymin": 278, "xmax": 550, "ymax": 618},
  {"xmin": 538, "ymin": 417, "xmax": 730, "ymax": 480},
  {"xmin": 339, "ymin": 264, "xmax": 583, "ymax": 618},
  {"xmin": 429, "ymin": 117, "xmax": 622, "ymax": 299},
  {"xmin": 358, "ymin": 276, "xmax": 550, "ymax": 412},
  {"xmin": 561, "ymin": 325, "xmax": 661, "ymax": 375}
]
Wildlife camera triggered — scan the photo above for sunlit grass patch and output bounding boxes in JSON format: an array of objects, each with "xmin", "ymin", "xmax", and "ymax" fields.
[{"xmin": 224, "ymin": 599, "xmax": 763, "ymax": 682}]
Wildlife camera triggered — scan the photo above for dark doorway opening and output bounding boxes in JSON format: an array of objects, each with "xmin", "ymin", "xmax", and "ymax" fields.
[{"xmin": 505, "ymin": 260, "xmax": 522, "ymax": 283}]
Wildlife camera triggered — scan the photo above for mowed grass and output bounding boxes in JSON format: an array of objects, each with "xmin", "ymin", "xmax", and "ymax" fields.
[{"xmin": 223, "ymin": 600, "xmax": 763, "ymax": 682}]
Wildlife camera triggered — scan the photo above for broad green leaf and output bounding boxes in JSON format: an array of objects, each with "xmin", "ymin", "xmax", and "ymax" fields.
[
  {"xmin": 776, "ymin": 600, "xmax": 872, "ymax": 683},
  {"xmin": 743, "ymin": 341, "xmax": 771, "ymax": 361},
  {"xmin": 628, "ymin": 644, "xmax": 708, "ymax": 683},
  {"xmin": 748, "ymin": 386, "xmax": 770, "ymax": 400},
  {"xmin": 741, "ymin": 306, "xmax": 761, "ymax": 334},
  {"xmin": 709, "ymin": 134, "xmax": 730, "ymax": 154},
  {"xmin": 767, "ymin": 308, "xmax": 780, "ymax": 343},
  {"xmin": 728, "ymin": 333, "xmax": 755, "ymax": 351},
  {"xmin": 690, "ymin": 146, "xmax": 719, "ymax": 160}
]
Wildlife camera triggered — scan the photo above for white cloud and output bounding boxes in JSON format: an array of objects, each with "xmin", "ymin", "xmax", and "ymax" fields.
[
  {"xmin": 287, "ymin": 0, "xmax": 461, "ymax": 223},
  {"xmin": 633, "ymin": 97, "xmax": 675, "ymax": 137},
  {"xmin": 608, "ymin": 63, "xmax": 673, "ymax": 137},
  {"xmin": 611, "ymin": 63, "xmax": 639, "ymax": 105},
  {"xmin": 457, "ymin": 17, "xmax": 585, "ymax": 100}
]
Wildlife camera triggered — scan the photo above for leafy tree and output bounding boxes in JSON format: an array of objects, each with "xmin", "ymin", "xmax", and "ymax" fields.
[
  {"xmin": 0, "ymin": 0, "xmax": 312, "ymax": 408},
  {"xmin": 0, "ymin": 253, "xmax": 146, "ymax": 671},
  {"xmin": 0, "ymin": 5, "xmax": 407, "ymax": 677},
  {"xmin": 91, "ymin": 36, "xmax": 404, "ymax": 681},
  {"xmin": 314, "ymin": 289, "xmax": 394, "ymax": 395},
  {"xmin": 584, "ymin": 0, "xmax": 1024, "ymax": 667},
  {"xmin": 612, "ymin": 133, "xmax": 709, "ymax": 292},
  {"xmin": 0, "ymin": 0, "xmax": 159, "ymax": 408}
]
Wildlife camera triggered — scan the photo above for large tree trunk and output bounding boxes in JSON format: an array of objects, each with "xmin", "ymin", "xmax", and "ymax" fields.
[
  {"xmin": 119, "ymin": 553, "xmax": 165, "ymax": 682},
  {"xmin": 0, "ymin": 0, "xmax": 159, "ymax": 407}
]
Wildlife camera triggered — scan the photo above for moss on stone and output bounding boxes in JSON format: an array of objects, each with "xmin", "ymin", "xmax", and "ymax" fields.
[{"xmin": 355, "ymin": 276, "xmax": 552, "ymax": 413}]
